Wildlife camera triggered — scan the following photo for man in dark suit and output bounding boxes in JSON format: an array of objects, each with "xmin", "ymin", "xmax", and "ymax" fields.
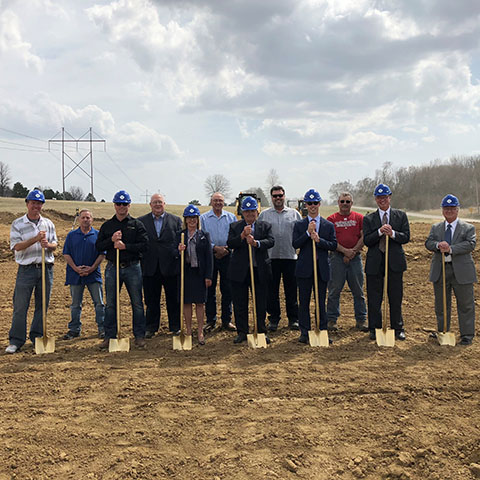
[
  {"xmin": 292, "ymin": 189, "xmax": 337, "ymax": 343},
  {"xmin": 363, "ymin": 184, "xmax": 410, "ymax": 341},
  {"xmin": 227, "ymin": 196, "xmax": 275, "ymax": 344},
  {"xmin": 425, "ymin": 194, "xmax": 476, "ymax": 345},
  {"xmin": 138, "ymin": 193, "xmax": 182, "ymax": 336}
]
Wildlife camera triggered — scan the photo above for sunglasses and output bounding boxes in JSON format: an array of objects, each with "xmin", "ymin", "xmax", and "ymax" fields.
[
  {"xmin": 339, "ymin": 200, "xmax": 351, "ymax": 204},
  {"xmin": 306, "ymin": 201, "xmax": 319, "ymax": 206},
  {"xmin": 272, "ymin": 194, "xmax": 284, "ymax": 198},
  {"xmin": 115, "ymin": 202, "xmax": 128, "ymax": 206}
]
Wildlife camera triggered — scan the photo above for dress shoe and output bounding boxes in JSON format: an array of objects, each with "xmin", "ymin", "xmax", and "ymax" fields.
[
  {"xmin": 145, "ymin": 331, "xmax": 155, "ymax": 339},
  {"xmin": 369, "ymin": 330, "xmax": 376, "ymax": 341},
  {"xmin": 99, "ymin": 338, "xmax": 109, "ymax": 350},
  {"xmin": 395, "ymin": 330, "xmax": 406, "ymax": 341},
  {"xmin": 221, "ymin": 322, "xmax": 236, "ymax": 332},
  {"xmin": 233, "ymin": 333, "xmax": 247, "ymax": 344},
  {"xmin": 298, "ymin": 334, "xmax": 308, "ymax": 344},
  {"xmin": 98, "ymin": 330, "xmax": 105, "ymax": 339},
  {"xmin": 203, "ymin": 321, "xmax": 215, "ymax": 333},
  {"xmin": 265, "ymin": 336, "xmax": 271, "ymax": 345},
  {"xmin": 460, "ymin": 337, "xmax": 473, "ymax": 346},
  {"xmin": 172, "ymin": 330, "xmax": 181, "ymax": 336},
  {"xmin": 134, "ymin": 337, "xmax": 146, "ymax": 348},
  {"xmin": 355, "ymin": 321, "xmax": 369, "ymax": 332},
  {"xmin": 288, "ymin": 321, "xmax": 300, "ymax": 331},
  {"xmin": 268, "ymin": 322, "xmax": 278, "ymax": 332},
  {"xmin": 62, "ymin": 331, "xmax": 80, "ymax": 340},
  {"xmin": 198, "ymin": 336, "xmax": 206, "ymax": 346},
  {"xmin": 327, "ymin": 321, "xmax": 338, "ymax": 332}
]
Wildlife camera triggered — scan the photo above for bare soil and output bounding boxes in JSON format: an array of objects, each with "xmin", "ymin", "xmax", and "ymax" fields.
[{"xmin": 1, "ymin": 213, "xmax": 480, "ymax": 480}]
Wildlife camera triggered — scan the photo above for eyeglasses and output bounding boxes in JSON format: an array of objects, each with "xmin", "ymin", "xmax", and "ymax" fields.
[
  {"xmin": 272, "ymin": 194, "xmax": 284, "ymax": 198},
  {"xmin": 306, "ymin": 201, "xmax": 319, "ymax": 206},
  {"xmin": 115, "ymin": 203, "xmax": 128, "ymax": 206},
  {"xmin": 339, "ymin": 200, "xmax": 351, "ymax": 204}
]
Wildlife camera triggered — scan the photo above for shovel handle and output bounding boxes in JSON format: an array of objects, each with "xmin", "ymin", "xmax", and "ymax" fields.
[
  {"xmin": 312, "ymin": 238, "xmax": 320, "ymax": 331},
  {"xmin": 441, "ymin": 252, "xmax": 447, "ymax": 333},
  {"xmin": 180, "ymin": 232, "xmax": 185, "ymax": 333},
  {"xmin": 41, "ymin": 247, "xmax": 47, "ymax": 336},
  {"xmin": 382, "ymin": 234, "xmax": 389, "ymax": 332},
  {"xmin": 248, "ymin": 242, "xmax": 258, "ymax": 335},
  {"xmin": 116, "ymin": 248, "xmax": 121, "ymax": 338}
]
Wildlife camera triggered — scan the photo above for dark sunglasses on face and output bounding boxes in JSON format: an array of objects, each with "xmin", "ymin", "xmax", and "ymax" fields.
[
  {"xmin": 272, "ymin": 194, "xmax": 284, "ymax": 198},
  {"xmin": 306, "ymin": 201, "xmax": 319, "ymax": 206},
  {"xmin": 115, "ymin": 202, "xmax": 128, "ymax": 206},
  {"xmin": 339, "ymin": 200, "xmax": 351, "ymax": 204}
]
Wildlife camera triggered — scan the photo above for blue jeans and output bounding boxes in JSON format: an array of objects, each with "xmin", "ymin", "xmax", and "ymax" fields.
[
  {"xmin": 327, "ymin": 253, "xmax": 367, "ymax": 324},
  {"xmin": 68, "ymin": 282, "xmax": 105, "ymax": 334},
  {"xmin": 104, "ymin": 262, "xmax": 145, "ymax": 339},
  {"xmin": 9, "ymin": 264, "xmax": 53, "ymax": 348}
]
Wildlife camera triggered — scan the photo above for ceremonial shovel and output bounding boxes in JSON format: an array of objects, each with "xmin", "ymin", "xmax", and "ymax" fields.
[
  {"xmin": 309, "ymin": 238, "xmax": 329, "ymax": 347},
  {"xmin": 35, "ymin": 246, "xmax": 55, "ymax": 354},
  {"xmin": 247, "ymin": 243, "xmax": 267, "ymax": 348},
  {"xmin": 109, "ymin": 249, "xmax": 130, "ymax": 352},
  {"xmin": 173, "ymin": 232, "xmax": 192, "ymax": 350},
  {"xmin": 437, "ymin": 254, "xmax": 456, "ymax": 346},
  {"xmin": 376, "ymin": 235, "xmax": 395, "ymax": 347}
]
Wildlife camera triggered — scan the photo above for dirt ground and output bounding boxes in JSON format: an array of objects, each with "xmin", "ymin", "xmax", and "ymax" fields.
[{"xmin": 1, "ymin": 211, "xmax": 480, "ymax": 480}]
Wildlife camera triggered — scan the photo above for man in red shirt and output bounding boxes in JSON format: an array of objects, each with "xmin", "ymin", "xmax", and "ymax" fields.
[{"xmin": 326, "ymin": 192, "xmax": 367, "ymax": 332}]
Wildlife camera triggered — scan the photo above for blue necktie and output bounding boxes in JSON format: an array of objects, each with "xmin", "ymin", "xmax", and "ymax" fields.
[{"xmin": 445, "ymin": 224, "xmax": 452, "ymax": 245}]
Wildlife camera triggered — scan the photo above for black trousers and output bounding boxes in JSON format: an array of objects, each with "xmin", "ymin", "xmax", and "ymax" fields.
[
  {"xmin": 205, "ymin": 255, "xmax": 232, "ymax": 326},
  {"xmin": 267, "ymin": 259, "xmax": 298, "ymax": 325},
  {"xmin": 297, "ymin": 276, "xmax": 327, "ymax": 335},
  {"xmin": 143, "ymin": 265, "xmax": 180, "ymax": 333},
  {"xmin": 230, "ymin": 269, "xmax": 267, "ymax": 335},
  {"xmin": 366, "ymin": 264, "xmax": 404, "ymax": 332}
]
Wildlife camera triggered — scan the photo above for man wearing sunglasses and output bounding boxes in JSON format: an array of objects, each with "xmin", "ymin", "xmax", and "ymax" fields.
[
  {"xmin": 259, "ymin": 185, "xmax": 302, "ymax": 332},
  {"xmin": 363, "ymin": 184, "xmax": 410, "ymax": 341},
  {"xmin": 96, "ymin": 190, "xmax": 149, "ymax": 349},
  {"xmin": 326, "ymin": 192, "xmax": 367, "ymax": 332},
  {"xmin": 292, "ymin": 189, "xmax": 337, "ymax": 343}
]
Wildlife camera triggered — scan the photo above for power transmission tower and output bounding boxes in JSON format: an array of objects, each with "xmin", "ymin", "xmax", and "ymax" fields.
[{"xmin": 48, "ymin": 127, "xmax": 106, "ymax": 197}]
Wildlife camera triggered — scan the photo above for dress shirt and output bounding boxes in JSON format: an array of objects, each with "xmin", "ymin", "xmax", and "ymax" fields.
[
  {"xmin": 200, "ymin": 209, "xmax": 236, "ymax": 247},
  {"xmin": 306, "ymin": 215, "xmax": 320, "ymax": 235},
  {"xmin": 258, "ymin": 206, "xmax": 301, "ymax": 259},
  {"xmin": 443, "ymin": 218, "xmax": 458, "ymax": 262},
  {"xmin": 377, "ymin": 208, "xmax": 396, "ymax": 239},
  {"xmin": 153, "ymin": 213, "xmax": 164, "ymax": 237}
]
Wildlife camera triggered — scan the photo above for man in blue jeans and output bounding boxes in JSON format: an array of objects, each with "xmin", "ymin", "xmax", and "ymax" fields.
[
  {"xmin": 6, "ymin": 189, "xmax": 58, "ymax": 354},
  {"xmin": 96, "ymin": 190, "xmax": 149, "ymax": 349},
  {"xmin": 326, "ymin": 192, "xmax": 367, "ymax": 332},
  {"xmin": 62, "ymin": 209, "xmax": 105, "ymax": 339}
]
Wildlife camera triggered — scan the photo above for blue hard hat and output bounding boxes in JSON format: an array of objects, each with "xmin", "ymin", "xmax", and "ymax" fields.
[
  {"xmin": 303, "ymin": 189, "xmax": 322, "ymax": 202},
  {"xmin": 441, "ymin": 194, "xmax": 459, "ymax": 207},
  {"xmin": 112, "ymin": 190, "xmax": 131, "ymax": 204},
  {"xmin": 241, "ymin": 196, "xmax": 258, "ymax": 211},
  {"xmin": 183, "ymin": 204, "xmax": 200, "ymax": 217},
  {"xmin": 374, "ymin": 183, "xmax": 392, "ymax": 196},
  {"xmin": 26, "ymin": 189, "xmax": 45, "ymax": 203}
]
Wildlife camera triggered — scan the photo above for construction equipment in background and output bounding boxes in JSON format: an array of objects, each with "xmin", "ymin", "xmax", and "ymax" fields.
[
  {"xmin": 234, "ymin": 192, "xmax": 261, "ymax": 219},
  {"xmin": 287, "ymin": 199, "xmax": 308, "ymax": 218}
]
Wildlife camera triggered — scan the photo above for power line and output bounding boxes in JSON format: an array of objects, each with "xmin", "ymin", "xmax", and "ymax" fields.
[
  {"xmin": 0, "ymin": 127, "xmax": 46, "ymax": 143},
  {"xmin": 103, "ymin": 150, "xmax": 144, "ymax": 194},
  {"xmin": 0, "ymin": 139, "xmax": 50, "ymax": 151}
]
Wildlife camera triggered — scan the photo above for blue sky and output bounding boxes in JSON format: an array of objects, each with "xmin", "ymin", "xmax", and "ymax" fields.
[{"xmin": 1, "ymin": 0, "xmax": 480, "ymax": 204}]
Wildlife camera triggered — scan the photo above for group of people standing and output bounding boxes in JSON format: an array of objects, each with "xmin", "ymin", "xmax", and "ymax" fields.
[{"xmin": 5, "ymin": 182, "xmax": 477, "ymax": 354}]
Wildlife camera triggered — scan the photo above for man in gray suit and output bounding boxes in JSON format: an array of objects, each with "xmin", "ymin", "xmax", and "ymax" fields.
[{"xmin": 425, "ymin": 194, "xmax": 477, "ymax": 345}]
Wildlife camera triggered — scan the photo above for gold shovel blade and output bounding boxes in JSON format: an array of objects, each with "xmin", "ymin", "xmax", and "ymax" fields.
[
  {"xmin": 109, "ymin": 337, "xmax": 130, "ymax": 352},
  {"xmin": 437, "ymin": 332, "xmax": 456, "ymax": 346},
  {"xmin": 308, "ymin": 329, "xmax": 330, "ymax": 347},
  {"xmin": 247, "ymin": 333, "xmax": 267, "ymax": 349},
  {"xmin": 34, "ymin": 336, "xmax": 55, "ymax": 355},
  {"xmin": 173, "ymin": 333, "xmax": 192, "ymax": 351},
  {"xmin": 375, "ymin": 328, "xmax": 395, "ymax": 347}
]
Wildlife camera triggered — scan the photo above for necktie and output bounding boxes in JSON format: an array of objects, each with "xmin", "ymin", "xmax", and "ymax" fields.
[
  {"xmin": 379, "ymin": 212, "xmax": 388, "ymax": 253},
  {"xmin": 445, "ymin": 224, "xmax": 452, "ymax": 245}
]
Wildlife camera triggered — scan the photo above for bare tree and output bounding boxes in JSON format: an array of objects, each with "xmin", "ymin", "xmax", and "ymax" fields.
[
  {"xmin": 328, "ymin": 181, "xmax": 354, "ymax": 203},
  {"xmin": 68, "ymin": 185, "xmax": 84, "ymax": 201},
  {"xmin": 204, "ymin": 174, "xmax": 231, "ymax": 199},
  {"xmin": 0, "ymin": 161, "xmax": 11, "ymax": 196},
  {"xmin": 265, "ymin": 168, "xmax": 281, "ymax": 193}
]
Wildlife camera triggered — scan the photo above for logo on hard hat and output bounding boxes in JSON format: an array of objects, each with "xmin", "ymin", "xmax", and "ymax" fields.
[
  {"xmin": 309, "ymin": 194, "xmax": 314, "ymax": 199},
  {"xmin": 189, "ymin": 208, "xmax": 194, "ymax": 213},
  {"xmin": 378, "ymin": 189, "xmax": 383, "ymax": 193},
  {"xmin": 447, "ymin": 199, "xmax": 452, "ymax": 203},
  {"xmin": 35, "ymin": 193, "xmax": 40, "ymax": 198},
  {"xmin": 246, "ymin": 202, "xmax": 251, "ymax": 207},
  {"xmin": 120, "ymin": 195, "xmax": 125, "ymax": 200}
]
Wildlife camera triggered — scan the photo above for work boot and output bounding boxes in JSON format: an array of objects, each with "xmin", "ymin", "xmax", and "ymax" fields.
[
  {"xmin": 134, "ymin": 337, "xmax": 146, "ymax": 348},
  {"xmin": 62, "ymin": 331, "xmax": 80, "ymax": 340},
  {"xmin": 288, "ymin": 321, "xmax": 299, "ymax": 331},
  {"xmin": 327, "ymin": 320, "xmax": 338, "ymax": 332},
  {"xmin": 99, "ymin": 338, "xmax": 109, "ymax": 350},
  {"xmin": 355, "ymin": 321, "xmax": 369, "ymax": 332}
]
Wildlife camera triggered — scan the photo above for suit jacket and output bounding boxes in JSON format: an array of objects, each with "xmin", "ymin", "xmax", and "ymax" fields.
[
  {"xmin": 227, "ymin": 220, "xmax": 274, "ymax": 283},
  {"xmin": 292, "ymin": 217, "xmax": 337, "ymax": 281},
  {"xmin": 138, "ymin": 212, "xmax": 182, "ymax": 277},
  {"xmin": 363, "ymin": 208, "xmax": 410, "ymax": 275},
  {"xmin": 173, "ymin": 229, "xmax": 213, "ymax": 280},
  {"xmin": 425, "ymin": 219, "xmax": 477, "ymax": 284}
]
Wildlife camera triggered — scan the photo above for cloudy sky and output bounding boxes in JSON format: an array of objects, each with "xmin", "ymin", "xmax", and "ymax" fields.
[{"xmin": 1, "ymin": 0, "xmax": 480, "ymax": 205}]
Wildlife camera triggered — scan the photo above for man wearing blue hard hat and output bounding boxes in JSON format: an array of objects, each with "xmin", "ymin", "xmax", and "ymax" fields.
[
  {"xmin": 227, "ymin": 196, "xmax": 275, "ymax": 344},
  {"xmin": 6, "ymin": 189, "xmax": 58, "ymax": 354},
  {"xmin": 292, "ymin": 189, "xmax": 337, "ymax": 343},
  {"xmin": 363, "ymin": 183, "xmax": 410, "ymax": 341},
  {"xmin": 425, "ymin": 194, "xmax": 476, "ymax": 345},
  {"xmin": 96, "ymin": 190, "xmax": 149, "ymax": 349}
]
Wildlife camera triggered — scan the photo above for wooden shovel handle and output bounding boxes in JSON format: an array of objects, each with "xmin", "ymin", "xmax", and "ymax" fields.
[
  {"xmin": 441, "ymin": 252, "xmax": 447, "ymax": 333},
  {"xmin": 116, "ymin": 248, "xmax": 121, "ymax": 338},
  {"xmin": 180, "ymin": 232, "xmax": 185, "ymax": 333},
  {"xmin": 41, "ymin": 247, "xmax": 47, "ymax": 336},
  {"xmin": 248, "ymin": 243, "xmax": 258, "ymax": 335},
  {"xmin": 382, "ymin": 235, "xmax": 389, "ymax": 332},
  {"xmin": 312, "ymin": 238, "xmax": 320, "ymax": 331}
]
